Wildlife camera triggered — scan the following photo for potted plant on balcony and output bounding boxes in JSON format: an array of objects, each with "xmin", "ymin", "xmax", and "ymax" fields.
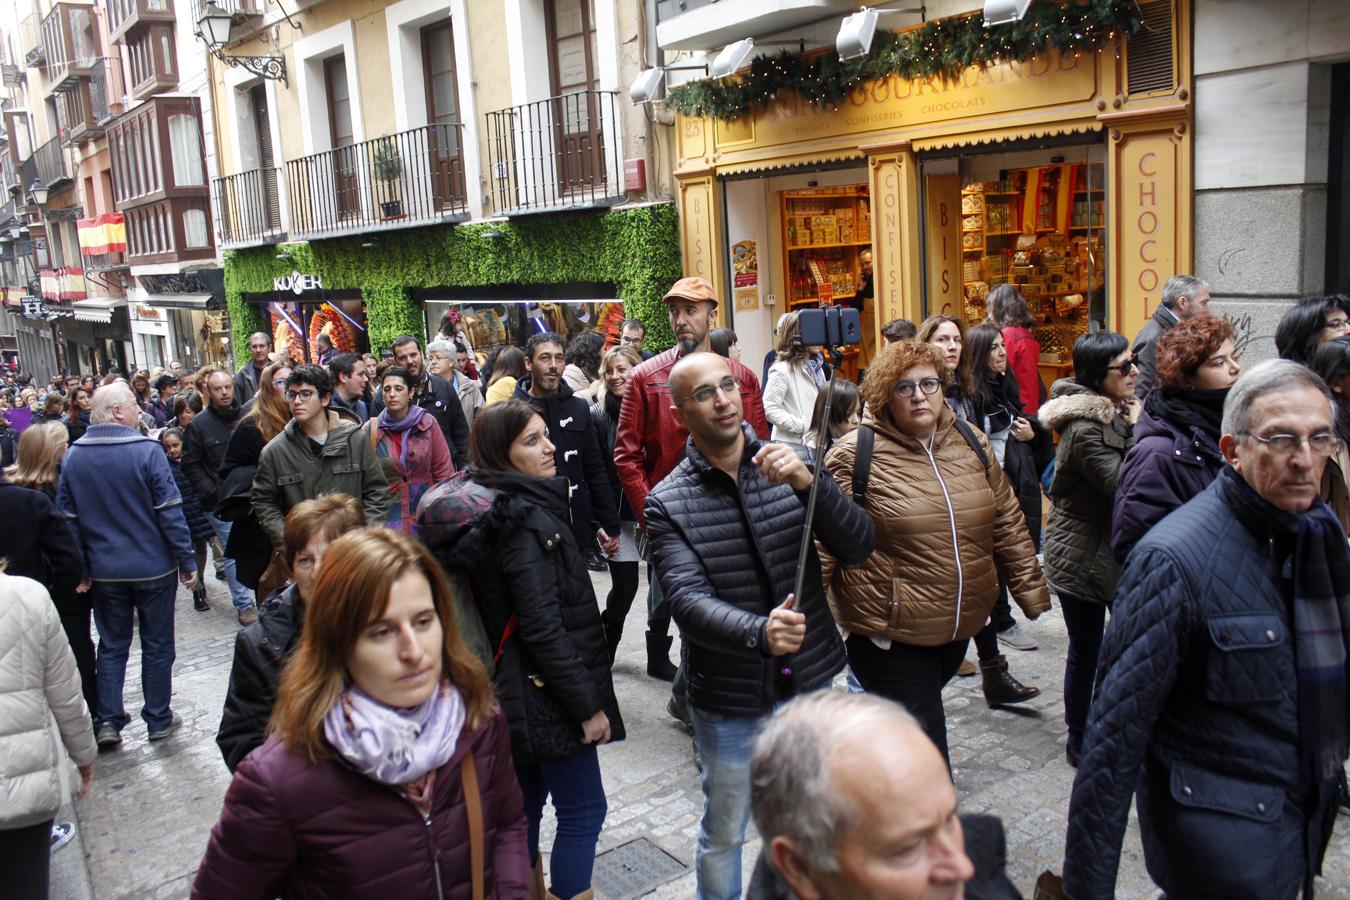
[{"xmin": 373, "ymin": 138, "xmax": 404, "ymax": 219}]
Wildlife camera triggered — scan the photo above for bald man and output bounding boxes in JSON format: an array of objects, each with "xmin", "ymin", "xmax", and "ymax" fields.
[
  {"xmin": 749, "ymin": 692, "xmax": 1018, "ymax": 900},
  {"xmin": 645, "ymin": 352, "xmax": 874, "ymax": 899}
]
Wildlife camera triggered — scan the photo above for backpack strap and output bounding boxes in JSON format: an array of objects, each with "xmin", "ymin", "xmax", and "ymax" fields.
[
  {"xmin": 952, "ymin": 418, "xmax": 990, "ymax": 471},
  {"xmin": 852, "ymin": 424, "xmax": 875, "ymax": 506}
]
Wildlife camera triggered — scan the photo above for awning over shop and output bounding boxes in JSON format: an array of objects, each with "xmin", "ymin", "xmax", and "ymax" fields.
[
  {"xmin": 142, "ymin": 292, "xmax": 216, "ymax": 310},
  {"xmin": 70, "ymin": 297, "xmax": 126, "ymax": 324}
]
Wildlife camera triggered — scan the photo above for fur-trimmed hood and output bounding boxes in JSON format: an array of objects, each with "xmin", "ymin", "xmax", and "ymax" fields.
[{"xmin": 1038, "ymin": 379, "xmax": 1118, "ymax": 432}]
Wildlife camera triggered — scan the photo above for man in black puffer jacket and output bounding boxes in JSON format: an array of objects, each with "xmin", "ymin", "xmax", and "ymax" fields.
[{"xmin": 646, "ymin": 352, "xmax": 874, "ymax": 900}]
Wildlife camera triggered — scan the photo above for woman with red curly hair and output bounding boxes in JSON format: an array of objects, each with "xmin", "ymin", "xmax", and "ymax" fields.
[
  {"xmin": 819, "ymin": 339, "xmax": 1049, "ymax": 767},
  {"xmin": 1110, "ymin": 315, "xmax": 1242, "ymax": 561}
]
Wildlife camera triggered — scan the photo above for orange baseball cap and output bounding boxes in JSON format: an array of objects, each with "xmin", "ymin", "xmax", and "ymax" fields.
[{"xmin": 662, "ymin": 276, "xmax": 718, "ymax": 306}]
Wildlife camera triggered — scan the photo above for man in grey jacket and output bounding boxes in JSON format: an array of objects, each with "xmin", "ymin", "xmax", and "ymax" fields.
[{"xmin": 1132, "ymin": 274, "xmax": 1210, "ymax": 398}]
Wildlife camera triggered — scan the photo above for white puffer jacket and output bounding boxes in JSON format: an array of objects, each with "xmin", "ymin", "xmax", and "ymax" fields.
[
  {"xmin": 762, "ymin": 359, "xmax": 820, "ymax": 445},
  {"xmin": 0, "ymin": 573, "xmax": 96, "ymax": 828}
]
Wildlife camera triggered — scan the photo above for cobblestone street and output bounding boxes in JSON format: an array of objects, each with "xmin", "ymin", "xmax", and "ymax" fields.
[{"xmin": 61, "ymin": 568, "xmax": 1350, "ymax": 899}]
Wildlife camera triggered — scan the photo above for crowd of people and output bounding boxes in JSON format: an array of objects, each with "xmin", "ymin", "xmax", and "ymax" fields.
[{"xmin": 3, "ymin": 274, "xmax": 1350, "ymax": 900}]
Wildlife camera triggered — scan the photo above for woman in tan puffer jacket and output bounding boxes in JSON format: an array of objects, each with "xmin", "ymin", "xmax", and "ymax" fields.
[
  {"xmin": 0, "ymin": 570, "xmax": 96, "ymax": 898},
  {"xmin": 821, "ymin": 340, "xmax": 1049, "ymax": 765}
]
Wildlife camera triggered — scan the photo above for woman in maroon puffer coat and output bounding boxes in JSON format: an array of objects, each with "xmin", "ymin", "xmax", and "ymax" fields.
[{"xmin": 193, "ymin": 528, "xmax": 530, "ymax": 899}]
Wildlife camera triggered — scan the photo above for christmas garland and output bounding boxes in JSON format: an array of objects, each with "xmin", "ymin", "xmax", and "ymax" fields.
[{"xmin": 665, "ymin": 0, "xmax": 1140, "ymax": 121}]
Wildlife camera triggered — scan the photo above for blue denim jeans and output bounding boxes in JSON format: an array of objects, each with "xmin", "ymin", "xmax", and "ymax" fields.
[
  {"xmin": 92, "ymin": 572, "xmax": 178, "ymax": 732},
  {"xmin": 206, "ymin": 513, "xmax": 254, "ymax": 612},
  {"xmin": 689, "ymin": 705, "xmax": 774, "ymax": 900},
  {"xmin": 514, "ymin": 747, "xmax": 608, "ymax": 898}
]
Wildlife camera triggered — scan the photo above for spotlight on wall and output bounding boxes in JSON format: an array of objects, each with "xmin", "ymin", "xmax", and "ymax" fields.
[
  {"xmin": 983, "ymin": 0, "xmax": 1032, "ymax": 27},
  {"xmin": 275, "ymin": 251, "xmax": 293, "ymax": 261},
  {"xmin": 836, "ymin": 6, "xmax": 926, "ymax": 61},
  {"xmin": 711, "ymin": 39, "xmax": 755, "ymax": 79},
  {"xmin": 630, "ymin": 67, "xmax": 665, "ymax": 104}
]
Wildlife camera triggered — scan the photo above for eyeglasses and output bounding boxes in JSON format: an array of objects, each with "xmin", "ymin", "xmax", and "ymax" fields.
[
  {"xmin": 286, "ymin": 389, "xmax": 318, "ymax": 403},
  {"xmin": 1106, "ymin": 358, "xmax": 1139, "ymax": 376},
  {"xmin": 893, "ymin": 377, "xmax": 943, "ymax": 398},
  {"xmin": 681, "ymin": 375, "xmax": 739, "ymax": 405},
  {"xmin": 621, "ymin": 334, "xmax": 644, "ymax": 346},
  {"xmin": 1326, "ymin": 317, "xmax": 1350, "ymax": 334},
  {"xmin": 272, "ymin": 378, "xmax": 288, "ymax": 387},
  {"xmin": 1239, "ymin": 430, "xmax": 1341, "ymax": 458}
]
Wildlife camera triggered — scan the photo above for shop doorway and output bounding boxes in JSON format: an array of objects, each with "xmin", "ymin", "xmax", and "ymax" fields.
[{"xmin": 920, "ymin": 138, "xmax": 1109, "ymax": 396}]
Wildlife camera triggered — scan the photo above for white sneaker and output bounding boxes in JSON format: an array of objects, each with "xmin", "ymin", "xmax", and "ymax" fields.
[
  {"xmin": 51, "ymin": 822, "xmax": 75, "ymax": 852},
  {"xmin": 998, "ymin": 623, "xmax": 1039, "ymax": 651}
]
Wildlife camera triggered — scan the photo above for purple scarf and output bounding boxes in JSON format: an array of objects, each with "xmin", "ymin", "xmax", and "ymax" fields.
[
  {"xmin": 323, "ymin": 680, "xmax": 464, "ymax": 785},
  {"xmin": 376, "ymin": 404, "xmax": 428, "ymax": 472}
]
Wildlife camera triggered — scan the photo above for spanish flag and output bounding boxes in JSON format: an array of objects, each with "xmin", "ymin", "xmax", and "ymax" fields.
[{"xmin": 77, "ymin": 213, "xmax": 127, "ymax": 256}]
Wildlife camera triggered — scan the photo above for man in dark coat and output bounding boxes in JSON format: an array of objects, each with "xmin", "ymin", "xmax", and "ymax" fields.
[
  {"xmin": 645, "ymin": 352, "xmax": 874, "ymax": 900},
  {"xmin": 233, "ymin": 331, "xmax": 273, "ymax": 407},
  {"xmin": 182, "ymin": 366, "xmax": 255, "ymax": 623},
  {"xmin": 1131, "ymin": 274, "xmax": 1209, "ymax": 398},
  {"xmin": 372, "ymin": 335, "xmax": 469, "ymax": 465},
  {"xmin": 1064, "ymin": 359, "xmax": 1350, "ymax": 899},
  {"xmin": 512, "ymin": 331, "xmax": 619, "ymax": 557}
]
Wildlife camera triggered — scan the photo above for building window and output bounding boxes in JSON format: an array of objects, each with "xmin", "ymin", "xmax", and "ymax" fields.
[
  {"xmin": 183, "ymin": 208, "xmax": 209, "ymax": 248},
  {"xmin": 168, "ymin": 113, "xmax": 203, "ymax": 186}
]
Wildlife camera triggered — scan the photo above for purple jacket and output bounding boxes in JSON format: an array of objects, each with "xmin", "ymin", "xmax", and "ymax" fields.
[
  {"xmin": 193, "ymin": 707, "xmax": 530, "ymax": 899},
  {"xmin": 1110, "ymin": 405, "xmax": 1224, "ymax": 562}
]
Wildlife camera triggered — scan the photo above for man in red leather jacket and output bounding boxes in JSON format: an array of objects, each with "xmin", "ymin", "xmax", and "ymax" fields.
[{"xmin": 614, "ymin": 276, "xmax": 768, "ymax": 710}]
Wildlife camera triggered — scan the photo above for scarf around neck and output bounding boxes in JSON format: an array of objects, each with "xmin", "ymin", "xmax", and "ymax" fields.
[
  {"xmin": 323, "ymin": 680, "xmax": 465, "ymax": 786},
  {"xmin": 1148, "ymin": 386, "xmax": 1227, "ymax": 442},
  {"xmin": 1220, "ymin": 466, "xmax": 1350, "ymax": 787},
  {"xmin": 377, "ymin": 404, "xmax": 428, "ymax": 470}
]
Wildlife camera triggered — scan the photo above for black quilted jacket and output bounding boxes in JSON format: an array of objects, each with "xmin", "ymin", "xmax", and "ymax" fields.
[
  {"xmin": 421, "ymin": 470, "xmax": 624, "ymax": 764},
  {"xmin": 645, "ymin": 424, "xmax": 875, "ymax": 716},
  {"xmin": 1063, "ymin": 470, "xmax": 1318, "ymax": 900}
]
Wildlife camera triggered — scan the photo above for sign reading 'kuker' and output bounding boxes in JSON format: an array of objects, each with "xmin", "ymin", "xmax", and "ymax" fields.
[{"xmin": 273, "ymin": 271, "xmax": 323, "ymax": 294}]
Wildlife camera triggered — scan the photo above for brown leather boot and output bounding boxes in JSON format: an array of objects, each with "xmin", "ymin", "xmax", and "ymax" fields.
[{"xmin": 980, "ymin": 654, "xmax": 1040, "ymax": 707}]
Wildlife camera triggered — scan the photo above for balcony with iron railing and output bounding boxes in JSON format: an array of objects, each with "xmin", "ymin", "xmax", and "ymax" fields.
[
  {"xmin": 484, "ymin": 90, "xmax": 625, "ymax": 216},
  {"xmin": 43, "ymin": 3, "xmax": 100, "ymax": 94},
  {"xmin": 213, "ymin": 166, "xmax": 286, "ymax": 248},
  {"xmin": 91, "ymin": 58, "xmax": 118, "ymax": 126},
  {"xmin": 58, "ymin": 81, "xmax": 104, "ymax": 145},
  {"xmin": 284, "ymin": 124, "xmax": 468, "ymax": 241},
  {"xmin": 22, "ymin": 137, "xmax": 75, "ymax": 195},
  {"xmin": 107, "ymin": 0, "xmax": 176, "ymax": 43}
]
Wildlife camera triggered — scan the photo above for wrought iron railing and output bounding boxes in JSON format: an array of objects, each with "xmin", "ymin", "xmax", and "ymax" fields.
[
  {"xmin": 284, "ymin": 124, "xmax": 467, "ymax": 241},
  {"xmin": 213, "ymin": 166, "xmax": 285, "ymax": 247},
  {"xmin": 24, "ymin": 137, "xmax": 74, "ymax": 193},
  {"xmin": 91, "ymin": 58, "xmax": 115, "ymax": 125},
  {"xmin": 484, "ymin": 89, "xmax": 624, "ymax": 215}
]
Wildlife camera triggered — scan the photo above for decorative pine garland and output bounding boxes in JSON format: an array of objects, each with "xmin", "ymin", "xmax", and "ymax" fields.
[{"xmin": 665, "ymin": 0, "xmax": 1141, "ymax": 121}]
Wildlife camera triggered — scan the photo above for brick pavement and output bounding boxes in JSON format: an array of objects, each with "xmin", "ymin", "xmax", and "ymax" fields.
[{"xmin": 67, "ymin": 568, "xmax": 1350, "ymax": 899}]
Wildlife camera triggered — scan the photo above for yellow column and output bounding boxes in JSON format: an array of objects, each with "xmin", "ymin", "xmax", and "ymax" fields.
[
  {"xmin": 923, "ymin": 174, "xmax": 964, "ymax": 323},
  {"xmin": 676, "ymin": 172, "xmax": 728, "ymax": 321},
  {"xmin": 1104, "ymin": 109, "xmax": 1193, "ymax": 338},
  {"xmin": 865, "ymin": 142, "xmax": 923, "ymax": 331}
]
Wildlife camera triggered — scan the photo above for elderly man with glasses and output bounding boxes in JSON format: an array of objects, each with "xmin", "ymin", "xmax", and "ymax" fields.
[
  {"xmin": 645, "ymin": 351, "xmax": 874, "ymax": 900},
  {"xmin": 1064, "ymin": 359, "xmax": 1350, "ymax": 899}
]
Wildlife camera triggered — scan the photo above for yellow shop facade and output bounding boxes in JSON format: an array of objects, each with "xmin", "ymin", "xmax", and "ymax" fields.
[{"xmin": 673, "ymin": 0, "xmax": 1192, "ymax": 389}]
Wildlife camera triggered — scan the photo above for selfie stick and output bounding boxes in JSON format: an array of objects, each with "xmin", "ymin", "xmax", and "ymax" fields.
[{"xmin": 791, "ymin": 359, "xmax": 837, "ymax": 604}]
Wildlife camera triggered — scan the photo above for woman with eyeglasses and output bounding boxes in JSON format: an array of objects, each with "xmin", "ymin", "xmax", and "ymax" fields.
[
  {"xmin": 1038, "ymin": 331, "xmax": 1138, "ymax": 767},
  {"xmin": 1275, "ymin": 294, "xmax": 1350, "ymax": 366},
  {"xmin": 1112, "ymin": 316, "xmax": 1243, "ymax": 561},
  {"xmin": 820, "ymin": 340, "xmax": 1049, "ymax": 767}
]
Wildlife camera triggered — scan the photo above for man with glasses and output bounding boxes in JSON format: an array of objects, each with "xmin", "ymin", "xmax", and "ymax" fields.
[
  {"xmin": 1132, "ymin": 274, "xmax": 1211, "ymax": 399},
  {"xmin": 182, "ymin": 366, "xmax": 256, "ymax": 624},
  {"xmin": 614, "ymin": 276, "xmax": 769, "ymax": 694},
  {"xmin": 645, "ymin": 351, "xmax": 874, "ymax": 900},
  {"xmin": 1064, "ymin": 359, "xmax": 1350, "ymax": 899},
  {"xmin": 234, "ymin": 332, "xmax": 274, "ymax": 406},
  {"xmin": 620, "ymin": 318, "xmax": 654, "ymax": 361},
  {"xmin": 252, "ymin": 365, "xmax": 388, "ymax": 557}
]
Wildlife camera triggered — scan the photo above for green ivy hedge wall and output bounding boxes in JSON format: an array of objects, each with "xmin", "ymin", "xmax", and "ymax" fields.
[{"xmin": 225, "ymin": 203, "xmax": 682, "ymax": 368}]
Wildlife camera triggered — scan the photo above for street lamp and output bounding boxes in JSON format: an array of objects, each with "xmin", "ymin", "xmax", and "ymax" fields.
[
  {"xmin": 198, "ymin": 2, "xmax": 234, "ymax": 48},
  {"xmin": 3, "ymin": 217, "xmax": 20, "ymax": 240},
  {"xmin": 28, "ymin": 178, "xmax": 48, "ymax": 206}
]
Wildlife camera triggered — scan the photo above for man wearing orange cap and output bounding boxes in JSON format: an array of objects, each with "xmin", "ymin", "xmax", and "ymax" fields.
[{"xmin": 615, "ymin": 277, "xmax": 769, "ymax": 707}]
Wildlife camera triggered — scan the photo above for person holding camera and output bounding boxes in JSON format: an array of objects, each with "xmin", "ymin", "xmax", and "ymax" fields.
[{"xmin": 646, "ymin": 352, "xmax": 874, "ymax": 900}]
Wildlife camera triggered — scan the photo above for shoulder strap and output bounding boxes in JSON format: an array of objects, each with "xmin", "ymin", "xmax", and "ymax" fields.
[
  {"xmin": 952, "ymin": 418, "xmax": 990, "ymax": 471},
  {"xmin": 460, "ymin": 748, "xmax": 484, "ymax": 900},
  {"xmin": 367, "ymin": 420, "xmax": 380, "ymax": 451},
  {"xmin": 853, "ymin": 424, "xmax": 875, "ymax": 505}
]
